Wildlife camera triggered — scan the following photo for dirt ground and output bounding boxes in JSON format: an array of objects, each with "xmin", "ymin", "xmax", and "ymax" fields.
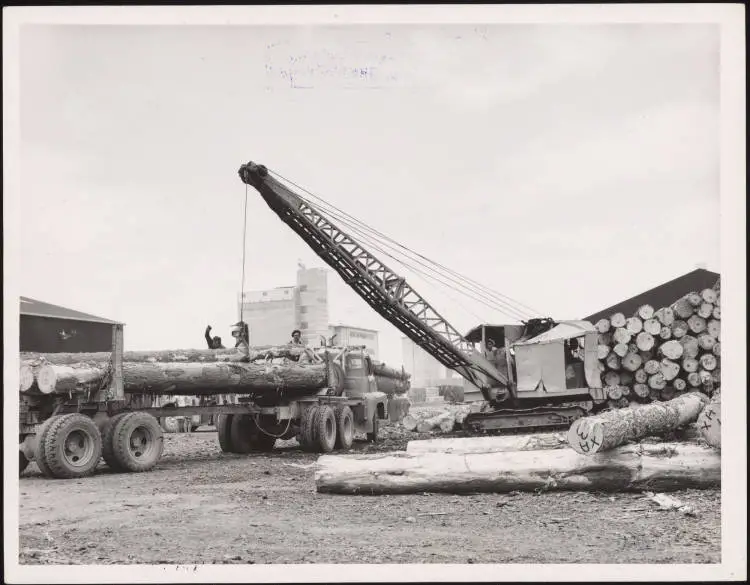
[{"xmin": 18, "ymin": 421, "xmax": 721, "ymax": 565}]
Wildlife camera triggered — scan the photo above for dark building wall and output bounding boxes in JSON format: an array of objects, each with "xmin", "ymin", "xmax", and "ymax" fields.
[
  {"xmin": 584, "ymin": 269, "xmax": 720, "ymax": 324},
  {"xmin": 20, "ymin": 315, "xmax": 113, "ymax": 353}
]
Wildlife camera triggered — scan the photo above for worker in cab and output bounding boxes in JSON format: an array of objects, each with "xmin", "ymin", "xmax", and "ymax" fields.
[
  {"xmin": 204, "ymin": 325, "xmax": 226, "ymax": 349},
  {"xmin": 485, "ymin": 338, "xmax": 509, "ymax": 378},
  {"xmin": 290, "ymin": 329, "xmax": 304, "ymax": 345}
]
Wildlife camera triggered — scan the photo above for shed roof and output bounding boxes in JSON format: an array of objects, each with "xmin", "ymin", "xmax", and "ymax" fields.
[
  {"xmin": 20, "ymin": 297, "xmax": 122, "ymax": 325},
  {"xmin": 584, "ymin": 269, "xmax": 720, "ymax": 323}
]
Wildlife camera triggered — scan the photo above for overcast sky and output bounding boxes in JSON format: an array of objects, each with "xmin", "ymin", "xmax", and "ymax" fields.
[{"xmin": 18, "ymin": 23, "xmax": 720, "ymax": 367}]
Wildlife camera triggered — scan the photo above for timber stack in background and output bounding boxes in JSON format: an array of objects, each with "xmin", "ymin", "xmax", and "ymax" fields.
[{"xmin": 592, "ymin": 278, "xmax": 721, "ymax": 410}]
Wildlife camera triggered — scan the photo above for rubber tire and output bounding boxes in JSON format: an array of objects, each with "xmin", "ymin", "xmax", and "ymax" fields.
[
  {"xmin": 33, "ymin": 416, "xmax": 58, "ymax": 477},
  {"xmin": 216, "ymin": 414, "xmax": 234, "ymax": 453},
  {"xmin": 299, "ymin": 405, "xmax": 320, "ymax": 452},
  {"xmin": 334, "ymin": 405, "xmax": 354, "ymax": 450},
  {"xmin": 366, "ymin": 413, "xmax": 380, "ymax": 443},
  {"xmin": 110, "ymin": 412, "xmax": 164, "ymax": 472},
  {"xmin": 42, "ymin": 413, "xmax": 103, "ymax": 479},
  {"xmin": 20, "ymin": 450, "xmax": 29, "ymax": 474},
  {"xmin": 316, "ymin": 405, "xmax": 337, "ymax": 453},
  {"xmin": 251, "ymin": 426, "xmax": 277, "ymax": 452},
  {"xmin": 329, "ymin": 363, "xmax": 346, "ymax": 396},
  {"xmin": 229, "ymin": 415, "xmax": 257, "ymax": 454},
  {"xmin": 101, "ymin": 413, "xmax": 130, "ymax": 471}
]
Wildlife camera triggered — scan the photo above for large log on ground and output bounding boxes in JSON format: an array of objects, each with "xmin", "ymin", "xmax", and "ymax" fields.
[
  {"xmin": 406, "ymin": 432, "xmax": 568, "ymax": 455},
  {"xmin": 314, "ymin": 442, "xmax": 721, "ymax": 494},
  {"xmin": 416, "ymin": 412, "xmax": 455, "ymax": 433},
  {"xmin": 119, "ymin": 361, "xmax": 329, "ymax": 395},
  {"xmin": 567, "ymin": 392, "xmax": 709, "ymax": 454},
  {"xmin": 697, "ymin": 393, "xmax": 720, "ymax": 449}
]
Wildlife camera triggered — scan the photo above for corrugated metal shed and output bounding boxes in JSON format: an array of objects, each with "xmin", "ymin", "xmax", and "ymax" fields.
[
  {"xmin": 20, "ymin": 297, "xmax": 122, "ymax": 324},
  {"xmin": 584, "ymin": 269, "xmax": 720, "ymax": 323}
]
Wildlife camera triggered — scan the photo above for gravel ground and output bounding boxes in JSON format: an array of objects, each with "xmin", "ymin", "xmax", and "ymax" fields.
[{"xmin": 18, "ymin": 419, "xmax": 721, "ymax": 565}]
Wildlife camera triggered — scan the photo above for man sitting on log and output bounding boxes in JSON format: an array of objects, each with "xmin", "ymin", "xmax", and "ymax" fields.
[{"xmin": 205, "ymin": 325, "xmax": 226, "ymax": 349}]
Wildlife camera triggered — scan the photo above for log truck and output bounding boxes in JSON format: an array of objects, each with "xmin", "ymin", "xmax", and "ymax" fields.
[{"xmin": 238, "ymin": 161, "xmax": 607, "ymax": 433}]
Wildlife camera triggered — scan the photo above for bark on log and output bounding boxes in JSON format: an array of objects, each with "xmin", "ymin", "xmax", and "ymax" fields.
[
  {"xmin": 658, "ymin": 340, "xmax": 684, "ymax": 360},
  {"xmin": 672, "ymin": 298, "xmax": 694, "ymax": 320},
  {"xmin": 405, "ymin": 433, "xmax": 568, "ymax": 455},
  {"xmin": 659, "ymin": 326, "xmax": 672, "ymax": 341},
  {"xmin": 634, "ymin": 369, "xmax": 648, "ymax": 384},
  {"xmin": 697, "ymin": 302, "xmax": 714, "ymax": 319},
  {"xmin": 637, "ymin": 304, "xmax": 655, "ymax": 320},
  {"xmin": 680, "ymin": 336, "xmax": 700, "ymax": 359},
  {"xmin": 682, "ymin": 357, "xmax": 699, "ymax": 373},
  {"xmin": 687, "ymin": 315, "xmax": 707, "ymax": 334},
  {"xmin": 597, "ymin": 345, "xmax": 611, "ymax": 360},
  {"xmin": 20, "ymin": 364, "xmax": 35, "ymax": 393},
  {"xmin": 633, "ymin": 383, "xmax": 650, "ymax": 398},
  {"xmin": 654, "ymin": 307, "xmax": 675, "ymax": 327},
  {"xmin": 659, "ymin": 359, "xmax": 681, "ymax": 382},
  {"xmin": 696, "ymin": 393, "xmax": 720, "ymax": 449},
  {"xmin": 610, "ymin": 313, "xmax": 626, "ymax": 328},
  {"xmin": 43, "ymin": 363, "xmax": 111, "ymax": 395},
  {"xmin": 635, "ymin": 332, "xmax": 655, "ymax": 352},
  {"xmin": 701, "ymin": 288, "xmax": 718, "ymax": 304},
  {"xmin": 119, "ymin": 361, "xmax": 328, "ymax": 395},
  {"xmin": 314, "ymin": 443, "xmax": 721, "ymax": 494},
  {"xmin": 612, "ymin": 328, "xmax": 632, "ymax": 345},
  {"xmin": 699, "ymin": 354, "xmax": 718, "ymax": 371},
  {"xmin": 612, "ymin": 344, "xmax": 628, "ymax": 359},
  {"xmin": 567, "ymin": 392, "xmax": 709, "ymax": 455},
  {"xmin": 625, "ymin": 317, "xmax": 643, "ymax": 335},
  {"xmin": 671, "ymin": 321, "xmax": 688, "ymax": 339},
  {"xmin": 621, "ymin": 353, "xmax": 642, "ymax": 373},
  {"xmin": 595, "ymin": 319, "xmax": 611, "ymax": 334},
  {"xmin": 644, "ymin": 360, "xmax": 661, "ymax": 375},
  {"xmin": 706, "ymin": 319, "xmax": 721, "ymax": 340},
  {"xmin": 648, "ymin": 373, "xmax": 667, "ymax": 390}
]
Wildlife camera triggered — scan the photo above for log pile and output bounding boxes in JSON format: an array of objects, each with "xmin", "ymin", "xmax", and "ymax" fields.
[
  {"xmin": 593, "ymin": 282, "xmax": 721, "ymax": 410},
  {"xmin": 401, "ymin": 405, "xmax": 472, "ymax": 433}
]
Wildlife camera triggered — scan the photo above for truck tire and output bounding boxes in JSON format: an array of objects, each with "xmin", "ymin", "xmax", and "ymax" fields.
[
  {"xmin": 334, "ymin": 405, "xmax": 354, "ymax": 450},
  {"xmin": 33, "ymin": 416, "xmax": 59, "ymax": 477},
  {"xmin": 101, "ymin": 412, "xmax": 130, "ymax": 471},
  {"xmin": 42, "ymin": 413, "xmax": 103, "ymax": 479},
  {"xmin": 216, "ymin": 414, "xmax": 234, "ymax": 453},
  {"xmin": 316, "ymin": 405, "xmax": 337, "ymax": 453},
  {"xmin": 299, "ymin": 405, "xmax": 320, "ymax": 452},
  {"xmin": 110, "ymin": 412, "xmax": 164, "ymax": 473},
  {"xmin": 229, "ymin": 415, "xmax": 257, "ymax": 454},
  {"xmin": 366, "ymin": 413, "xmax": 380, "ymax": 443},
  {"xmin": 20, "ymin": 450, "xmax": 29, "ymax": 474}
]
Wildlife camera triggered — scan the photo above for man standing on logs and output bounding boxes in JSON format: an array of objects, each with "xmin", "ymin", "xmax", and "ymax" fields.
[{"xmin": 204, "ymin": 325, "xmax": 226, "ymax": 349}]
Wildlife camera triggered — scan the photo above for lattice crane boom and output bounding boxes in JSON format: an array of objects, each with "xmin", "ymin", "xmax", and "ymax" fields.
[{"xmin": 238, "ymin": 162, "xmax": 508, "ymax": 399}]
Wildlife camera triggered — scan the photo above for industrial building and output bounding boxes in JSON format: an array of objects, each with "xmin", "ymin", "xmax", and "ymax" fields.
[
  {"xmin": 401, "ymin": 337, "xmax": 462, "ymax": 389},
  {"xmin": 20, "ymin": 296, "xmax": 122, "ymax": 353},
  {"xmin": 328, "ymin": 324, "xmax": 379, "ymax": 358}
]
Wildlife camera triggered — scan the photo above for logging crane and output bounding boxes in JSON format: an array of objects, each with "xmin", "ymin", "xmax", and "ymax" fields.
[{"xmin": 238, "ymin": 161, "xmax": 606, "ymax": 432}]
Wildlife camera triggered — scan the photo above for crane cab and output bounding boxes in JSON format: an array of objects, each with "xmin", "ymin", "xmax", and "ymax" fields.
[{"xmin": 465, "ymin": 321, "xmax": 606, "ymax": 406}]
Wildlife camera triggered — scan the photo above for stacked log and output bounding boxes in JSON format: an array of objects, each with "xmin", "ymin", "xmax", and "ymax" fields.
[{"xmin": 593, "ymin": 285, "xmax": 720, "ymax": 409}]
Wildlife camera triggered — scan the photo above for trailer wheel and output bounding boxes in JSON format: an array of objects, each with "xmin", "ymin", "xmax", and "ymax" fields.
[
  {"xmin": 299, "ymin": 405, "xmax": 320, "ymax": 452},
  {"xmin": 110, "ymin": 412, "xmax": 164, "ymax": 472},
  {"xmin": 33, "ymin": 416, "xmax": 58, "ymax": 477},
  {"xmin": 334, "ymin": 406, "xmax": 354, "ymax": 450},
  {"xmin": 101, "ymin": 413, "xmax": 130, "ymax": 470},
  {"xmin": 366, "ymin": 413, "xmax": 380, "ymax": 443},
  {"xmin": 42, "ymin": 413, "xmax": 103, "ymax": 479},
  {"xmin": 216, "ymin": 414, "xmax": 234, "ymax": 453},
  {"xmin": 229, "ymin": 415, "xmax": 258, "ymax": 454},
  {"xmin": 316, "ymin": 405, "xmax": 337, "ymax": 453},
  {"xmin": 20, "ymin": 450, "xmax": 29, "ymax": 474}
]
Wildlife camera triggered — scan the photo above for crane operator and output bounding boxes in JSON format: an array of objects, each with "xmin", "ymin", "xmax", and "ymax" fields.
[{"xmin": 484, "ymin": 338, "xmax": 509, "ymax": 379}]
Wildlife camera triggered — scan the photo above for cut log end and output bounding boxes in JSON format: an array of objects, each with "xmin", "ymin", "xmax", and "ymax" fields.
[
  {"xmin": 610, "ymin": 313, "xmax": 626, "ymax": 328},
  {"xmin": 635, "ymin": 332, "xmax": 655, "ymax": 352},
  {"xmin": 637, "ymin": 304, "xmax": 655, "ymax": 320},
  {"xmin": 20, "ymin": 364, "xmax": 35, "ymax": 393}
]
